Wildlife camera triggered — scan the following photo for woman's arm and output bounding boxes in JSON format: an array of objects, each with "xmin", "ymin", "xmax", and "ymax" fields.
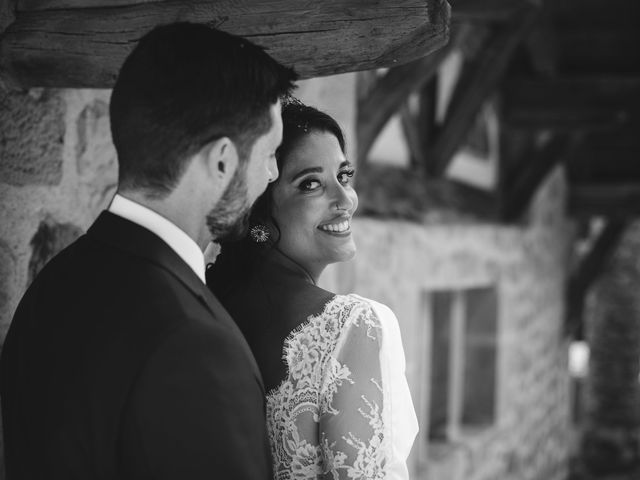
[{"xmin": 319, "ymin": 300, "xmax": 387, "ymax": 480}]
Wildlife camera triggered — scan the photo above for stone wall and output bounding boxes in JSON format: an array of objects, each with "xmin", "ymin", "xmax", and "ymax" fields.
[{"xmin": 350, "ymin": 167, "xmax": 574, "ymax": 480}]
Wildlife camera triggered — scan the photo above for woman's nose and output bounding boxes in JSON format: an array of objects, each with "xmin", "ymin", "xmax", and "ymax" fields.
[
  {"xmin": 333, "ymin": 185, "xmax": 355, "ymax": 211},
  {"xmin": 267, "ymin": 157, "xmax": 279, "ymax": 183}
]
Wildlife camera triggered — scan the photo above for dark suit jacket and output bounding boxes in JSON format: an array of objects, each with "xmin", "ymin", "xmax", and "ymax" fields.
[
  {"xmin": 0, "ymin": 212, "xmax": 271, "ymax": 480},
  {"xmin": 207, "ymin": 248, "xmax": 334, "ymax": 394}
]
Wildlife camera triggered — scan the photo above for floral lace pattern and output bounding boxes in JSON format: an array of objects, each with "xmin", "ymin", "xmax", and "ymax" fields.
[{"xmin": 266, "ymin": 294, "xmax": 387, "ymax": 480}]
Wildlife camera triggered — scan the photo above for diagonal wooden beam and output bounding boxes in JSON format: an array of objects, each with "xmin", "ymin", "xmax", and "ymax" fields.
[
  {"xmin": 566, "ymin": 219, "xmax": 628, "ymax": 338},
  {"xmin": 357, "ymin": 23, "xmax": 471, "ymax": 165},
  {"xmin": 502, "ymin": 133, "xmax": 583, "ymax": 222},
  {"xmin": 428, "ymin": 4, "xmax": 539, "ymax": 177},
  {"xmin": 0, "ymin": 0, "xmax": 451, "ymax": 88},
  {"xmin": 417, "ymin": 77, "xmax": 439, "ymax": 155},
  {"xmin": 399, "ymin": 102, "xmax": 424, "ymax": 169}
]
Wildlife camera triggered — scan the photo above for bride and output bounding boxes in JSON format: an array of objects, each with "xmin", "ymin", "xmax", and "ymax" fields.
[{"xmin": 207, "ymin": 100, "xmax": 418, "ymax": 479}]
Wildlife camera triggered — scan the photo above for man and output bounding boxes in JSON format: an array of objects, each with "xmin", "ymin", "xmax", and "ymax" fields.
[{"xmin": 0, "ymin": 23, "xmax": 296, "ymax": 479}]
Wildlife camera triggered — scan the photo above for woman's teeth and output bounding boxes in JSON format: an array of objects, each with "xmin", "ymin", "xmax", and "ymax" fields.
[{"xmin": 319, "ymin": 221, "xmax": 350, "ymax": 233}]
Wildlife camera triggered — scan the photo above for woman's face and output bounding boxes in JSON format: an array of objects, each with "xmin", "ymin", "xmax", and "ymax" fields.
[{"xmin": 271, "ymin": 130, "xmax": 358, "ymax": 280}]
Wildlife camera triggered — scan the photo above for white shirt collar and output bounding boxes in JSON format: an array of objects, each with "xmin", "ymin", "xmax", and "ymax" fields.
[{"xmin": 108, "ymin": 193, "xmax": 206, "ymax": 283}]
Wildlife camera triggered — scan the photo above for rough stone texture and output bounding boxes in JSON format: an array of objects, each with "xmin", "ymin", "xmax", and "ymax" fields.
[
  {"xmin": 351, "ymin": 167, "xmax": 574, "ymax": 480},
  {"xmin": 0, "ymin": 89, "xmax": 65, "ymax": 186},
  {"xmin": 27, "ymin": 218, "xmax": 84, "ymax": 285},
  {"xmin": 75, "ymin": 98, "xmax": 118, "ymax": 212}
]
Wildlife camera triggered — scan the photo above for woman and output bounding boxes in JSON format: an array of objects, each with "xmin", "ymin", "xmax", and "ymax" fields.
[{"xmin": 207, "ymin": 100, "xmax": 418, "ymax": 479}]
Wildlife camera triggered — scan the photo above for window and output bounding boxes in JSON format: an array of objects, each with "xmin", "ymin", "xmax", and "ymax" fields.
[{"xmin": 427, "ymin": 286, "xmax": 498, "ymax": 442}]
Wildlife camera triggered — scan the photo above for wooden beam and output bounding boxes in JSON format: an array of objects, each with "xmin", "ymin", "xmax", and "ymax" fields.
[
  {"xmin": 0, "ymin": 0, "xmax": 17, "ymax": 91},
  {"xmin": 502, "ymin": 133, "xmax": 582, "ymax": 222},
  {"xmin": 1, "ymin": 0, "xmax": 16, "ymax": 32},
  {"xmin": 399, "ymin": 101, "xmax": 425, "ymax": 169},
  {"xmin": 356, "ymin": 46, "xmax": 451, "ymax": 165},
  {"xmin": 570, "ymin": 184, "xmax": 640, "ymax": 218},
  {"xmin": 429, "ymin": 4, "xmax": 539, "ymax": 176},
  {"xmin": 0, "ymin": 0, "xmax": 451, "ymax": 88},
  {"xmin": 566, "ymin": 219, "xmax": 628, "ymax": 338},
  {"xmin": 504, "ymin": 76, "xmax": 640, "ymax": 131},
  {"xmin": 357, "ymin": 23, "xmax": 470, "ymax": 165}
]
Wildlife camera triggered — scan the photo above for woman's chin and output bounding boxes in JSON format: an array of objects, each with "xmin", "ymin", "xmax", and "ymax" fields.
[{"xmin": 331, "ymin": 244, "xmax": 356, "ymax": 264}]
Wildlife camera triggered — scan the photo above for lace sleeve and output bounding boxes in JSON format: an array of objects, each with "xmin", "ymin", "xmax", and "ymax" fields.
[{"xmin": 319, "ymin": 300, "xmax": 386, "ymax": 480}]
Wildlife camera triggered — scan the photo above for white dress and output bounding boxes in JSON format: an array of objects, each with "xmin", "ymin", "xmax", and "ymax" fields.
[{"xmin": 265, "ymin": 293, "xmax": 419, "ymax": 480}]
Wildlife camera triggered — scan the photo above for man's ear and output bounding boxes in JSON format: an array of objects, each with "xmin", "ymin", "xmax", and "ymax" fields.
[{"xmin": 203, "ymin": 137, "xmax": 239, "ymax": 189}]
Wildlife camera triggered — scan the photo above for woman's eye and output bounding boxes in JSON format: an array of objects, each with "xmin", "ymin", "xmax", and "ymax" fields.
[
  {"xmin": 299, "ymin": 179, "xmax": 321, "ymax": 191},
  {"xmin": 338, "ymin": 169, "xmax": 355, "ymax": 185}
]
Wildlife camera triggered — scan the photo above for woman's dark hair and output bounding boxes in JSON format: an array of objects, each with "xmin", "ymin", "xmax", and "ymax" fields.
[
  {"xmin": 207, "ymin": 100, "xmax": 346, "ymax": 295},
  {"xmin": 110, "ymin": 22, "xmax": 297, "ymax": 197}
]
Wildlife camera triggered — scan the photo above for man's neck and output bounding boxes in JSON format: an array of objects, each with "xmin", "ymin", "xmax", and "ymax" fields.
[{"xmin": 117, "ymin": 190, "xmax": 208, "ymax": 250}]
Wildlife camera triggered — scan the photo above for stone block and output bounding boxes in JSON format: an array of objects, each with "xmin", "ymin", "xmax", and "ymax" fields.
[{"xmin": 0, "ymin": 89, "xmax": 65, "ymax": 186}]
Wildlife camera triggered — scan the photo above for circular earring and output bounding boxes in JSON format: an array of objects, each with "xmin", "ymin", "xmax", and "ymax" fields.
[{"xmin": 249, "ymin": 224, "xmax": 270, "ymax": 243}]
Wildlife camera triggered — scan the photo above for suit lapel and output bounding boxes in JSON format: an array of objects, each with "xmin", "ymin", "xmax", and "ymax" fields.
[{"xmin": 87, "ymin": 212, "xmax": 264, "ymax": 390}]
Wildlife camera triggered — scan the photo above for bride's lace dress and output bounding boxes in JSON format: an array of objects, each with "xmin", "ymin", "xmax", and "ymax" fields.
[{"xmin": 266, "ymin": 294, "xmax": 418, "ymax": 480}]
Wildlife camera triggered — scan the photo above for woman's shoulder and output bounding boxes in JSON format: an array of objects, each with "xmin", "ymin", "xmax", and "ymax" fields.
[
  {"xmin": 333, "ymin": 294, "xmax": 397, "ymax": 323},
  {"xmin": 328, "ymin": 294, "xmax": 404, "ymax": 344}
]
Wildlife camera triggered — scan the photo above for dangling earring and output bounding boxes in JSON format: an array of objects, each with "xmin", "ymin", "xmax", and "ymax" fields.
[{"xmin": 249, "ymin": 224, "xmax": 270, "ymax": 243}]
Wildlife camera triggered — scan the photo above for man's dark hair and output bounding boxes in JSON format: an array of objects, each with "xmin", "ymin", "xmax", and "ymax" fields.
[{"xmin": 110, "ymin": 22, "xmax": 297, "ymax": 196}]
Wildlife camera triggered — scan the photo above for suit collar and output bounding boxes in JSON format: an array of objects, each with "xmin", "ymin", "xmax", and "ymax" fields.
[{"xmin": 108, "ymin": 193, "xmax": 206, "ymax": 283}]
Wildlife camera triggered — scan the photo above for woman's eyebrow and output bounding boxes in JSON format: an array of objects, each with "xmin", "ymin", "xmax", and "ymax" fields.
[
  {"xmin": 291, "ymin": 166, "xmax": 323, "ymax": 182},
  {"xmin": 339, "ymin": 161, "xmax": 353, "ymax": 169}
]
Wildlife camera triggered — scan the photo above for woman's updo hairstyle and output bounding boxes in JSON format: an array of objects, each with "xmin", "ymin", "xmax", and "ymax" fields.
[{"xmin": 208, "ymin": 98, "xmax": 346, "ymax": 295}]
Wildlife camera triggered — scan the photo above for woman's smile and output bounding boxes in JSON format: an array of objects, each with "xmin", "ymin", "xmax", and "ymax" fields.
[{"xmin": 317, "ymin": 215, "xmax": 351, "ymax": 235}]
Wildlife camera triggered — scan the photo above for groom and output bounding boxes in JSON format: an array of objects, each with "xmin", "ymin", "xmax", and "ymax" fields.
[{"xmin": 0, "ymin": 23, "xmax": 296, "ymax": 479}]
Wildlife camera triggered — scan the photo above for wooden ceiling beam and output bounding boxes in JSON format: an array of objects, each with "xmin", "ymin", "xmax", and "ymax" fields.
[
  {"xmin": 569, "ymin": 184, "xmax": 640, "ymax": 218},
  {"xmin": 0, "ymin": 0, "xmax": 450, "ymax": 88},
  {"xmin": 504, "ymin": 76, "xmax": 640, "ymax": 131},
  {"xmin": 566, "ymin": 219, "xmax": 628, "ymax": 338},
  {"xmin": 428, "ymin": 4, "xmax": 539, "ymax": 177}
]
